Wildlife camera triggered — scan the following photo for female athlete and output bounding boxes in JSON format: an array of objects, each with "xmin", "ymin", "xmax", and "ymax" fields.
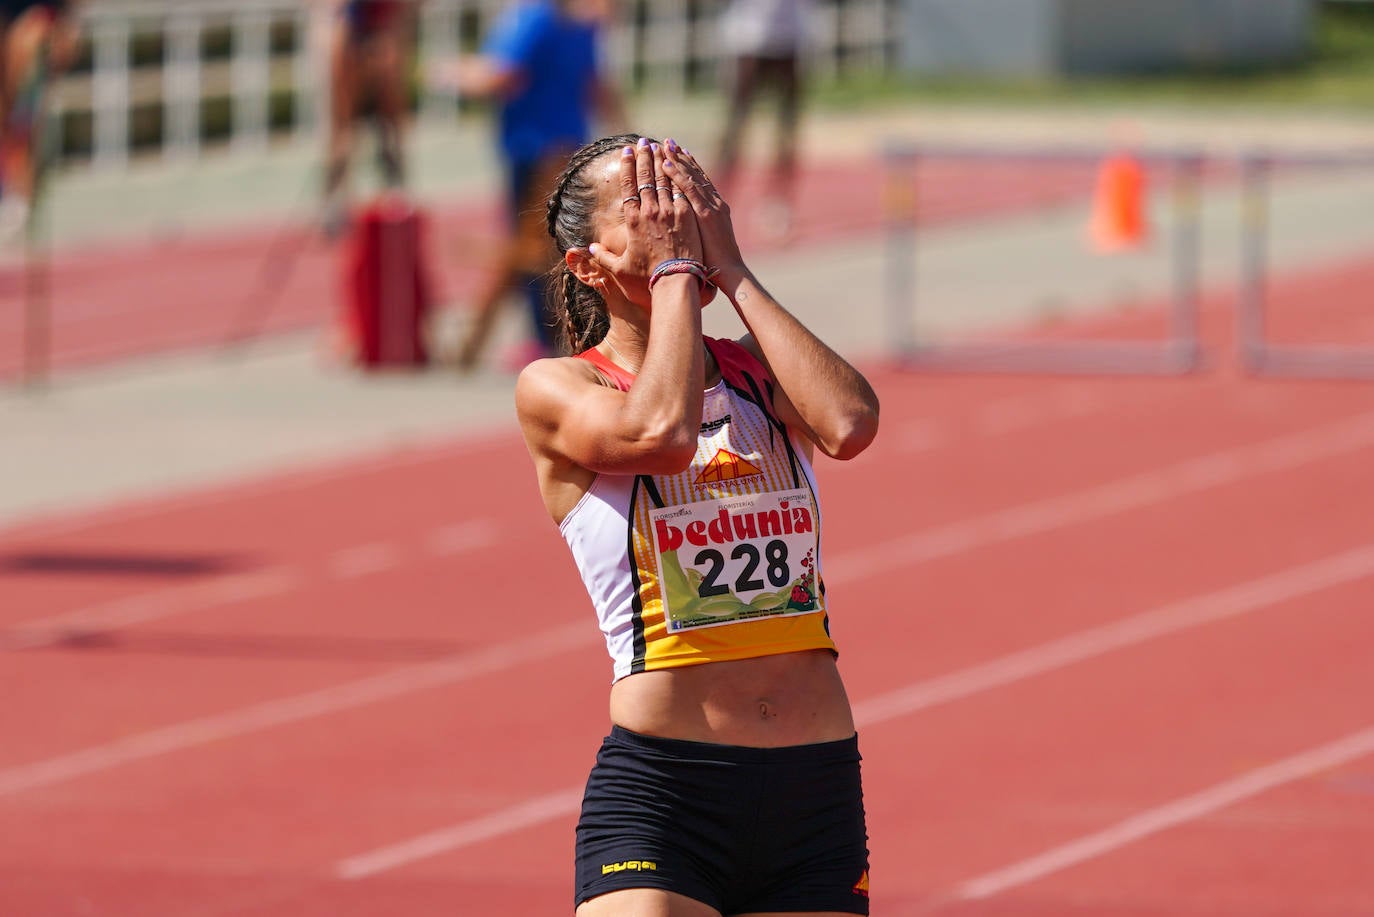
[{"xmin": 516, "ymin": 133, "xmax": 880, "ymax": 915}]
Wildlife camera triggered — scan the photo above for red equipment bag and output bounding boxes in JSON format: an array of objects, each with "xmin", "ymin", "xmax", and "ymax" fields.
[{"xmin": 343, "ymin": 192, "xmax": 432, "ymax": 368}]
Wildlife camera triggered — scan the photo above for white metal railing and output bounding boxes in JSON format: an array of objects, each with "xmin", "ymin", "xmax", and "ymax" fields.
[{"xmin": 55, "ymin": 0, "xmax": 900, "ymax": 169}]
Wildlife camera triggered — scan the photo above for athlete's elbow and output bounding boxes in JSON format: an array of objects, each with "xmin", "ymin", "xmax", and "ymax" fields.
[
  {"xmin": 821, "ymin": 409, "xmax": 880, "ymax": 461},
  {"xmin": 636, "ymin": 427, "xmax": 699, "ymax": 473}
]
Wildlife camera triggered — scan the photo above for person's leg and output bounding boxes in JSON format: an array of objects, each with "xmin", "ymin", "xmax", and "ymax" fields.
[
  {"xmin": 368, "ymin": 21, "xmax": 410, "ymax": 189},
  {"xmin": 323, "ymin": 16, "xmax": 359, "ymax": 237},
  {"xmin": 770, "ymin": 53, "xmax": 802, "ymax": 206},
  {"xmin": 753, "ymin": 53, "xmax": 801, "ymax": 240},
  {"xmin": 0, "ymin": 16, "xmax": 12, "ymax": 187},
  {"xmin": 576, "ymin": 889, "xmax": 721, "ymax": 917},
  {"xmin": 0, "ymin": 4, "xmax": 54, "ymax": 238},
  {"xmin": 715, "ymin": 55, "xmax": 762, "ymax": 193},
  {"xmin": 454, "ymin": 159, "xmax": 529, "ymax": 370},
  {"xmin": 512, "ymin": 152, "xmax": 570, "ymax": 358}
]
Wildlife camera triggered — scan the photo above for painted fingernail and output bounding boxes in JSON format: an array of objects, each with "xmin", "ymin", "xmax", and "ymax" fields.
[
  {"xmin": 637, "ymin": 137, "xmax": 649, "ymax": 148},
  {"xmin": 588, "ymin": 242, "xmax": 600, "ymax": 256},
  {"xmin": 622, "ymin": 146, "xmax": 633, "ymax": 157},
  {"xmin": 663, "ymin": 159, "xmax": 675, "ymax": 171},
  {"xmin": 651, "ymin": 143, "xmax": 660, "ymax": 153},
  {"xmin": 666, "ymin": 138, "xmax": 679, "ymax": 151}
]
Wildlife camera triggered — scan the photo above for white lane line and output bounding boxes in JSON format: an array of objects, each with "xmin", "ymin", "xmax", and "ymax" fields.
[
  {"xmin": 7, "ymin": 409, "xmax": 1374, "ymax": 786},
  {"xmin": 0, "ymin": 621, "xmax": 595, "ymax": 798},
  {"xmin": 329, "ymin": 542, "xmax": 403, "ymax": 580},
  {"xmin": 330, "ymin": 541, "xmax": 1374, "ymax": 880},
  {"xmin": 828, "ymin": 409, "xmax": 1374, "ymax": 583},
  {"xmin": 895, "ymin": 388, "xmax": 1110, "ymax": 453},
  {"xmin": 12, "ymin": 407, "xmax": 1374, "ymax": 648},
  {"xmin": 3, "ymin": 517, "xmax": 497, "ymax": 649},
  {"xmin": 335, "ymin": 788, "xmax": 587, "ymax": 880},
  {"xmin": 7, "ymin": 407, "xmax": 1374, "ymax": 783},
  {"xmin": 426, "ymin": 520, "xmax": 499, "ymax": 557},
  {"xmin": 973, "ymin": 387, "xmax": 1109, "ymax": 437},
  {"xmin": 849, "ymin": 542, "xmax": 1374, "ymax": 725},
  {"xmin": 0, "ymin": 567, "xmax": 300, "ymax": 651},
  {"xmin": 894, "ymin": 420, "xmax": 947, "ymax": 455},
  {"xmin": 954, "ymin": 723, "xmax": 1374, "ymax": 901}
]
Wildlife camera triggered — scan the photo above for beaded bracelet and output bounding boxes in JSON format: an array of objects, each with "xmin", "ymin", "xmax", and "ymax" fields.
[{"xmin": 648, "ymin": 258, "xmax": 719, "ymax": 294}]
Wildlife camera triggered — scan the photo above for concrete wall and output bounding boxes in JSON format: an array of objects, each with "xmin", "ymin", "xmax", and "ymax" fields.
[{"xmin": 899, "ymin": 0, "xmax": 1314, "ymax": 77}]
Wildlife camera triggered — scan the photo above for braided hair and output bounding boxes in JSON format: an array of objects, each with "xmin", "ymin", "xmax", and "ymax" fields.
[{"xmin": 545, "ymin": 133, "xmax": 648, "ymax": 355}]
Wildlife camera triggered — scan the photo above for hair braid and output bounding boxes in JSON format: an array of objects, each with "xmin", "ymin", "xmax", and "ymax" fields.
[{"xmin": 544, "ymin": 133, "xmax": 646, "ymax": 355}]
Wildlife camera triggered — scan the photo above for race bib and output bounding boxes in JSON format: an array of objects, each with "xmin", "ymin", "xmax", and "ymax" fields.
[{"xmin": 650, "ymin": 489, "xmax": 822, "ymax": 632}]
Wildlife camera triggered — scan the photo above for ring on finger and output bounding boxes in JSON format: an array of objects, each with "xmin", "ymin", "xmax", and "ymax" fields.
[
  {"xmin": 636, "ymin": 183, "xmax": 656, "ymax": 193},
  {"xmin": 622, "ymin": 195, "xmax": 642, "ymax": 205},
  {"xmin": 672, "ymin": 192, "xmax": 686, "ymax": 200}
]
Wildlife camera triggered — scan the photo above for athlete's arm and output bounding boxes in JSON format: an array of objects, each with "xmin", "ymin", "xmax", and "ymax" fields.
[
  {"xmin": 517, "ymin": 140, "xmax": 707, "ymax": 477},
  {"xmin": 516, "ymin": 282, "xmax": 701, "ymax": 477},
  {"xmin": 665, "ymin": 143, "xmax": 879, "ymax": 460}
]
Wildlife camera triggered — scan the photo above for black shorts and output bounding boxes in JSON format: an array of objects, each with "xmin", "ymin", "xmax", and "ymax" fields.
[{"xmin": 575, "ymin": 726, "xmax": 871, "ymax": 915}]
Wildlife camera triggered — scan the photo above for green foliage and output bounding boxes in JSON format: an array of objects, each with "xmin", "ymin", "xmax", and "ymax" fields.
[{"xmin": 810, "ymin": 1, "xmax": 1374, "ymax": 112}]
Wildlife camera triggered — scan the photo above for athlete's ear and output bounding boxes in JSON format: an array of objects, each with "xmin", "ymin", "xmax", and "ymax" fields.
[{"xmin": 567, "ymin": 244, "xmax": 613, "ymax": 289}]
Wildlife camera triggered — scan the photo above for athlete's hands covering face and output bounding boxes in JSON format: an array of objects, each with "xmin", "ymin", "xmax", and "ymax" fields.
[
  {"xmin": 588, "ymin": 137, "xmax": 704, "ymax": 309},
  {"xmin": 662, "ymin": 140, "xmax": 745, "ymax": 282}
]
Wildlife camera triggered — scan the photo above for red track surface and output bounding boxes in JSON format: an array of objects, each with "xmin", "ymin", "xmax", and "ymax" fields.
[
  {"xmin": 5, "ymin": 337, "xmax": 1374, "ymax": 914},
  {"xmin": 3, "ymin": 164, "xmax": 1374, "ymax": 915}
]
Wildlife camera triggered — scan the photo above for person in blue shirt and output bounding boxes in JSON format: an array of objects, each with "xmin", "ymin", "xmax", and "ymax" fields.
[{"xmin": 433, "ymin": 0, "xmax": 625, "ymax": 370}]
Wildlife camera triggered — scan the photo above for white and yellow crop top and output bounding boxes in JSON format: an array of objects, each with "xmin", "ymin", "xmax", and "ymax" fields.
[{"xmin": 560, "ymin": 337, "xmax": 835, "ymax": 682}]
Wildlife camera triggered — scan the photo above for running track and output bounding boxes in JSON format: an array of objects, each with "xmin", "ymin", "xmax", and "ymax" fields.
[
  {"xmin": 0, "ymin": 157, "xmax": 1115, "ymax": 380},
  {"xmin": 3, "ymin": 162, "xmax": 1373, "ymax": 915}
]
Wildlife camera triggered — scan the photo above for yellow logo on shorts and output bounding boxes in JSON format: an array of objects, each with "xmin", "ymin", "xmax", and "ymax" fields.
[{"xmin": 601, "ymin": 860, "xmax": 658, "ymax": 875}]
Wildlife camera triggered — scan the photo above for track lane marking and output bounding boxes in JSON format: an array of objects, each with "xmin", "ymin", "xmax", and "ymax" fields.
[
  {"xmin": 6, "ymin": 414, "xmax": 1374, "ymax": 794},
  {"xmin": 0, "ymin": 567, "xmax": 301, "ymax": 651},
  {"xmin": 426, "ymin": 520, "xmax": 499, "ymax": 556},
  {"xmin": 328, "ymin": 541, "xmax": 1374, "ymax": 880},
  {"xmin": 848, "ymin": 542, "xmax": 1374, "ymax": 724},
  {"xmin": 328, "ymin": 543, "xmax": 403, "ymax": 580},
  {"xmin": 12, "ymin": 408, "xmax": 1374, "ymax": 647},
  {"xmin": 0, "ymin": 622, "xmax": 594, "ymax": 798},
  {"xmin": 2, "ymin": 521, "xmax": 500, "ymax": 649},
  {"xmin": 830, "ymin": 409, "xmax": 1374, "ymax": 582},
  {"xmin": 335, "ymin": 788, "xmax": 587, "ymax": 881},
  {"xmin": 953, "ymin": 723, "xmax": 1374, "ymax": 901}
]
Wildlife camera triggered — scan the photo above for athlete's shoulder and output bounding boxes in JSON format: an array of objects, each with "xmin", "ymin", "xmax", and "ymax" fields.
[{"xmin": 516, "ymin": 354, "xmax": 604, "ymax": 407}]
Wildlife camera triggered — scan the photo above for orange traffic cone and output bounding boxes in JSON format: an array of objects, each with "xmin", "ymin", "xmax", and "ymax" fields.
[{"xmin": 1088, "ymin": 152, "xmax": 1148, "ymax": 253}]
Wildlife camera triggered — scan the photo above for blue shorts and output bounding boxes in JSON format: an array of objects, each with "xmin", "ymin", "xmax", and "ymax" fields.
[{"xmin": 574, "ymin": 725, "xmax": 871, "ymax": 914}]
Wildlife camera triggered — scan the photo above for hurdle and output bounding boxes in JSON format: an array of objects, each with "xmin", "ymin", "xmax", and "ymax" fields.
[
  {"xmin": 882, "ymin": 141, "xmax": 1208, "ymax": 376},
  {"xmin": 1236, "ymin": 149, "xmax": 1374, "ymax": 380}
]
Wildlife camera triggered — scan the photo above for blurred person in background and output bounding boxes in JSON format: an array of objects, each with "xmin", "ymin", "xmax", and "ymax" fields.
[
  {"xmin": 430, "ymin": 0, "xmax": 625, "ymax": 371},
  {"xmin": 521, "ymin": 133, "xmax": 878, "ymax": 915},
  {"xmin": 0, "ymin": 0, "xmax": 80, "ymax": 242},
  {"xmin": 714, "ymin": 0, "xmax": 814, "ymax": 241},
  {"xmin": 320, "ymin": 0, "xmax": 420, "ymax": 238}
]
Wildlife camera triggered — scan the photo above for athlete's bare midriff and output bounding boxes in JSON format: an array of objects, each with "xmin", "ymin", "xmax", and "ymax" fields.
[{"xmin": 608, "ymin": 648, "xmax": 856, "ymax": 747}]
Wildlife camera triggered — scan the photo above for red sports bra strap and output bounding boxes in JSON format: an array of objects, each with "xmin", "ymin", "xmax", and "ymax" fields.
[
  {"xmin": 577, "ymin": 337, "xmax": 773, "ymax": 396},
  {"xmin": 575, "ymin": 346, "xmax": 636, "ymax": 392}
]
